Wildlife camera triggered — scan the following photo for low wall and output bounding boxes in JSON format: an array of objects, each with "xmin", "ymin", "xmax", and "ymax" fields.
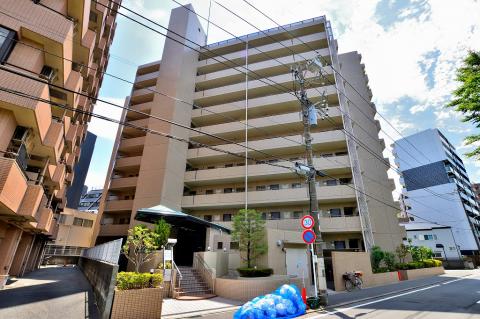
[
  {"xmin": 78, "ymin": 257, "xmax": 118, "ymax": 319},
  {"xmin": 215, "ymin": 276, "xmax": 303, "ymax": 302},
  {"xmin": 404, "ymin": 266, "xmax": 445, "ymax": 280},
  {"xmin": 111, "ymin": 287, "xmax": 163, "ymax": 319},
  {"xmin": 369, "ymin": 271, "xmax": 399, "ymax": 287}
]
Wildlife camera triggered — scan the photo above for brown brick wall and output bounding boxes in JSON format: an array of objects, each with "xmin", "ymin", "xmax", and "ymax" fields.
[{"xmin": 111, "ymin": 287, "xmax": 164, "ymax": 319}]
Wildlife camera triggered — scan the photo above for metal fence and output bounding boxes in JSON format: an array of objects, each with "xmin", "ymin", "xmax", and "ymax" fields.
[
  {"xmin": 44, "ymin": 245, "xmax": 84, "ymax": 256},
  {"xmin": 81, "ymin": 238, "xmax": 122, "ymax": 265}
]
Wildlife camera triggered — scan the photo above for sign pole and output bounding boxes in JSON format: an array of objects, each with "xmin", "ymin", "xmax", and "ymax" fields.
[{"xmin": 310, "ymin": 243, "xmax": 318, "ymax": 298}]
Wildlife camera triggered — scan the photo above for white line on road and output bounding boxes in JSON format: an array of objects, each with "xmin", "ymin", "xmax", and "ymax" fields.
[
  {"xmin": 310, "ymin": 285, "xmax": 441, "ymax": 318},
  {"xmin": 442, "ymin": 278, "xmax": 466, "ymax": 285}
]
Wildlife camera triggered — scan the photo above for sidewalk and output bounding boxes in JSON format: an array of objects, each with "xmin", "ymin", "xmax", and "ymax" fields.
[
  {"xmin": 0, "ymin": 265, "xmax": 99, "ymax": 319},
  {"xmin": 163, "ymin": 296, "xmax": 243, "ymax": 318}
]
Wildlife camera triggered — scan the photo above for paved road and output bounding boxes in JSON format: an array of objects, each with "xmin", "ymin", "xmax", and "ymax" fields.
[
  {"xmin": 305, "ymin": 270, "xmax": 480, "ymax": 318},
  {"xmin": 0, "ymin": 266, "xmax": 99, "ymax": 319}
]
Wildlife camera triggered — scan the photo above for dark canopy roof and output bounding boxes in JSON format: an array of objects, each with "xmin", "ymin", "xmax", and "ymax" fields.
[{"xmin": 135, "ymin": 205, "xmax": 231, "ymax": 234}]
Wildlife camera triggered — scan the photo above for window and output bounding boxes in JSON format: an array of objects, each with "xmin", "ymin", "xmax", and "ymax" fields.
[
  {"xmin": 261, "ymin": 212, "xmax": 267, "ymax": 220},
  {"xmin": 433, "ymin": 251, "xmax": 442, "ymax": 258},
  {"xmin": 339, "ymin": 178, "xmax": 352, "ymax": 185},
  {"xmin": 58, "ymin": 215, "xmax": 67, "ymax": 224},
  {"xmin": 348, "ymin": 239, "xmax": 359, "ymax": 249},
  {"xmin": 225, "ymin": 163, "xmax": 233, "ymax": 168},
  {"xmin": 291, "ymin": 183, "xmax": 301, "ymax": 189},
  {"xmin": 223, "ymin": 188, "xmax": 233, "ymax": 193},
  {"xmin": 270, "ymin": 212, "xmax": 281, "ymax": 220},
  {"xmin": 230, "ymin": 241, "xmax": 239, "ymax": 250},
  {"xmin": 335, "ymin": 151, "xmax": 348, "ymax": 156},
  {"xmin": 269, "ymin": 184, "xmax": 280, "ymax": 190},
  {"xmin": 217, "ymin": 242, "xmax": 223, "ymax": 250},
  {"xmin": 188, "ymin": 190, "xmax": 197, "ymax": 196},
  {"xmin": 334, "ymin": 241, "xmax": 346, "ymax": 249},
  {"xmin": 323, "ymin": 153, "xmax": 333, "ymax": 157},
  {"xmin": 329, "ymin": 208, "xmax": 341, "ymax": 217},
  {"xmin": 236, "ymin": 162, "xmax": 245, "ymax": 167},
  {"xmin": 424, "ymin": 234, "xmax": 434, "ymax": 240},
  {"xmin": 293, "ymin": 211, "xmax": 303, "ymax": 219},
  {"xmin": 326, "ymin": 180, "xmax": 337, "ymax": 186},
  {"xmin": 0, "ymin": 26, "xmax": 16, "ymax": 64},
  {"xmin": 89, "ymin": 10, "xmax": 98, "ymax": 22},
  {"xmin": 73, "ymin": 217, "xmax": 83, "ymax": 226},
  {"xmin": 83, "ymin": 219, "xmax": 93, "ymax": 228},
  {"xmin": 256, "ymin": 185, "xmax": 266, "ymax": 191},
  {"xmin": 236, "ymin": 187, "xmax": 245, "ymax": 193},
  {"xmin": 206, "ymin": 189, "xmax": 214, "ymax": 195},
  {"xmin": 207, "ymin": 166, "xmax": 215, "ymax": 169},
  {"xmin": 223, "ymin": 214, "xmax": 232, "ymax": 221},
  {"xmin": 343, "ymin": 207, "xmax": 355, "ymax": 216},
  {"xmin": 204, "ymin": 215, "xmax": 212, "ymax": 222}
]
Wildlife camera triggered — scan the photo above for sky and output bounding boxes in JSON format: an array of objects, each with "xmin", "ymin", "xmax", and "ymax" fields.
[{"xmin": 85, "ymin": 0, "xmax": 480, "ymax": 198}]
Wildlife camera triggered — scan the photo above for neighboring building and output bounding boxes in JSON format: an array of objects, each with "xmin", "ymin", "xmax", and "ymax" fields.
[
  {"xmin": 473, "ymin": 183, "xmax": 480, "ymax": 205},
  {"xmin": 0, "ymin": 0, "xmax": 120, "ymax": 287},
  {"xmin": 78, "ymin": 188, "xmax": 102, "ymax": 212},
  {"xmin": 394, "ymin": 129, "xmax": 480, "ymax": 261},
  {"xmin": 66, "ymin": 132, "xmax": 97, "ymax": 209},
  {"xmin": 401, "ymin": 223, "xmax": 462, "ymax": 262},
  {"xmin": 94, "ymin": 5, "xmax": 404, "ymax": 280}
]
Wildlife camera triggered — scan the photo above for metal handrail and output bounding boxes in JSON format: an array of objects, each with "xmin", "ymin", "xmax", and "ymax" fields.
[
  {"xmin": 193, "ymin": 254, "xmax": 215, "ymax": 293},
  {"xmin": 172, "ymin": 260, "xmax": 182, "ymax": 280}
]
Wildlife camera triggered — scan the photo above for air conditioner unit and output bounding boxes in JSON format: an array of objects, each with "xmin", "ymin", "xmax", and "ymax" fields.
[{"xmin": 39, "ymin": 65, "xmax": 56, "ymax": 82}]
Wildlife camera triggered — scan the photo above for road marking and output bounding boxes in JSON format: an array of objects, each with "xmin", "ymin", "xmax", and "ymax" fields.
[
  {"xmin": 310, "ymin": 285, "xmax": 440, "ymax": 318},
  {"xmin": 442, "ymin": 278, "xmax": 466, "ymax": 285},
  {"xmin": 477, "ymin": 300, "xmax": 480, "ymax": 304}
]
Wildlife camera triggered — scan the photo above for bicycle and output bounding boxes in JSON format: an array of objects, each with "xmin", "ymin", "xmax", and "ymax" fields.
[{"xmin": 342, "ymin": 271, "xmax": 363, "ymax": 291}]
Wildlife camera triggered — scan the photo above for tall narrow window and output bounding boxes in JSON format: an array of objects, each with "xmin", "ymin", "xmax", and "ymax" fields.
[{"xmin": 0, "ymin": 26, "xmax": 16, "ymax": 64}]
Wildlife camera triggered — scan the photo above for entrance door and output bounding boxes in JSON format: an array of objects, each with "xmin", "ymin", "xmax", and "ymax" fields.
[
  {"xmin": 173, "ymin": 227, "xmax": 206, "ymax": 266},
  {"xmin": 286, "ymin": 248, "xmax": 308, "ymax": 278}
]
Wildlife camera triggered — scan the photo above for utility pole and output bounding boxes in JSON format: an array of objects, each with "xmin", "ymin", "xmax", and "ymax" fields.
[{"xmin": 292, "ymin": 56, "xmax": 329, "ymax": 298}]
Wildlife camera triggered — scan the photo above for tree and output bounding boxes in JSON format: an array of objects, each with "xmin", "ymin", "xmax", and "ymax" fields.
[
  {"xmin": 448, "ymin": 51, "xmax": 480, "ymax": 158},
  {"xmin": 154, "ymin": 219, "xmax": 171, "ymax": 249},
  {"xmin": 370, "ymin": 246, "xmax": 385, "ymax": 272},
  {"xmin": 232, "ymin": 209, "xmax": 267, "ymax": 268},
  {"xmin": 395, "ymin": 244, "xmax": 409, "ymax": 263},
  {"xmin": 122, "ymin": 225, "xmax": 160, "ymax": 273}
]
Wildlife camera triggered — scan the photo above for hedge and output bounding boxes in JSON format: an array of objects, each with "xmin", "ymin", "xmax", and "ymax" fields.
[
  {"xmin": 116, "ymin": 272, "xmax": 163, "ymax": 290},
  {"xmin": 396, "ymin": 259, "xmax": 442, "ymax": 270}
]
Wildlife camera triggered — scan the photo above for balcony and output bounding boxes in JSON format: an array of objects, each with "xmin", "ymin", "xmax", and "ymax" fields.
[
  {"xmin": 0, "ymin": 157, "xmax": 28, "ymax": 215},
  {"xmin": 103, "ymin": 199, "xmax": 134, "ymax": 212},
  {"xmin": 191, "ymin": 86, "xmax": 338, "ymax": 126},
  {"xmin": 98, "ymin": 223, "xmax": 129, "ymax": 237},
  {"xmin": 115, "ymin": 156, "xmax": 142, "ymax": 170},
  {"xmin": 130, "ymin": 86, "xmax": 155, "ymax": 104},
  {"xmin": 216, "ymin": 215, "xmax": 361, "ymax": 233},
  {"xmin": 109, "ymin": 176, "xmax": 138, "ymax": 190},
  {"xmin": 190, "ymin": 107, "xmax": 342, "ymax": 144},
  {"xmin": 36, "ymin": 206, "xmax": 54, "ymax": 233},
  {"xmin": 118, "ymin": 136, "xmax": 146, "ymax": 153},
  {"xmin": 44, "ymin": 121, "xmax": 64, "ymax": 162},
  {"xmin": 198, "ymin": 32, "xmax": 328, "ymax": 74},
  {"xmin": 17, "ymin": 184, "xmax": 44, "ymax": 221},
  {"xmin": 182, "ymin": 184, "xmax": 356, "ymax": 209},
  {"xmin": 187, "ymin": 130, "xmax": 346, "ymax": 164},
  {"xmin": 122, "ymin": 118, "xmax": 149, "ymax": 136},
  {"xmin": 185, "ymin": 155, "xmax": 351, "ymax": 185},
  {"xmin": 135, "ymin": 71, "xmax": 160, "ymax": 84}
]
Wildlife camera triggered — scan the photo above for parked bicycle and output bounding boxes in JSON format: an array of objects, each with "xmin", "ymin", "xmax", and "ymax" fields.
[{"xmin": 342, "ymin": 271, "xmax": 363, "ymax": 291}]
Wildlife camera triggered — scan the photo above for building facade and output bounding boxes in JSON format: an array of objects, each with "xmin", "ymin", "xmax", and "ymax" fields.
[
  {"xmin": 93, "ymin": 5, "xmax": 404, "ymax": 276},
  {"xmin": 78, "ymin": 188, "xmax": 102, "ymax": 212},
  {"xmin": 0, "ymin": 0, "xmax": 119, "ymax": 288},
  {"xmin": 394, "ymin": 129, "xmax": 480, "ymax": 260},
  {"xmin": 66, "ymin": 131, "xmax": 97, "ymax": 208},
  {"xmin": 473, "ymin": 183, "xmax": 480, "ymax": 205}
]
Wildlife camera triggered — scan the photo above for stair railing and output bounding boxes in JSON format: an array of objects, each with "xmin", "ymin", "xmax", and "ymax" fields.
[
  {"xmin": 171, "ymin": 260, "xmax": 182, "ymax": 297},
  {"xmin": 193, "ymin": 254, "xmax": 215, "ymax": 294}
]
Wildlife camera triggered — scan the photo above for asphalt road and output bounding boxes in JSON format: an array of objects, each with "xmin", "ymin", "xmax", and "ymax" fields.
[{"xmin": 306, "ymin": 271, "xmax": 480, "ymax": 319}]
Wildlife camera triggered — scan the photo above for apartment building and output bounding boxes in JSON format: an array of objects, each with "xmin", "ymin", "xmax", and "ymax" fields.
[
  {"xmin": 94, "ymin": 4, "xmax": 404, "ymax": 276},
  {"xmin": 78, "ymin": 188, "xmax": 102, "ymax": 212},
  {"xmin": 394, "ymin": 129, "xmax": 480, "ymax": 262},
  {"xmin": 473, "ymin": 183, "xmax": 480, "ymax": 205},
  {"xmin": 0, "ymin": 0, "xmax": 119, "ymax": 288}
]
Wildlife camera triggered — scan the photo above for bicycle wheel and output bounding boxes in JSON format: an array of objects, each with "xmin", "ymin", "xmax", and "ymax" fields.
[
  {"xmin": 345, "ymin": 279, "xmax": 354, "ymax": 292},
  {"xmin": 355, "ymin": 277, "xmax": 363, "ymax": 289}
]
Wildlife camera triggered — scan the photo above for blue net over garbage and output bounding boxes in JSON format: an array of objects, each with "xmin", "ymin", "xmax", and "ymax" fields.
[{"xmin": 233, "ymin": 284, "xmax": 306, "ymax": 319}]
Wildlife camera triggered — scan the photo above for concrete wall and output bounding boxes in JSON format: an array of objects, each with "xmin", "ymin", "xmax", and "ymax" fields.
[
  {"xmin": 403, "ymin": 266, "xmax": 445, "ymax": 280},
  {"xmin": 196, "ymin": 251, "xmax": 229, "ymax": 277},
  {"xmin": 78, "ymin": 257, "xmax": 118, "ymax": 319}
]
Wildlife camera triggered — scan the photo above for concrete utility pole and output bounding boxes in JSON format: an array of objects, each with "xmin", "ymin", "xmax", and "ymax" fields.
[{"xmin": 292, "ymin": 56, "xmax": 329, "ymax": 297}]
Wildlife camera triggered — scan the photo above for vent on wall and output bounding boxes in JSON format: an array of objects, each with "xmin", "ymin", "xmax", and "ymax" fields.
[{"xmin": 40, "ymin": 65, "xmax": 56, "ymax": 82}]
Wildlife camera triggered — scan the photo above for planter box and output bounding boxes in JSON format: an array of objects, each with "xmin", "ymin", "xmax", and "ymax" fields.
[
  {"xmin": 399, "ymin": 267, "xmax": 445, "ymax": 281},
  {"xmin": 111, "ymin": 287, "xmax": 164, "ymax": 319}
]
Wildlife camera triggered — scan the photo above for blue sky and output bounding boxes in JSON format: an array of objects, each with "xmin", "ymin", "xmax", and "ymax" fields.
[{"xmin": 85, "ymin": 0, "xmax": 480, "ymax": 196}]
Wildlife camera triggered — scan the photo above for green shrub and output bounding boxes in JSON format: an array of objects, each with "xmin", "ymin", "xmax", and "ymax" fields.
[
  {"xmin": 375, "ymin": 267, "xmax": 390, "ymax": 273},
  {"xmin": 237, "ymin": 267, "xmax": 273, "ymax": 277},
  {"xmin": 406, "ymin": 261, "xmax": 424, "ymax": 269},
  {"xmin": 384, "ymin": 252, "xmax": 396, "ymax": 271},
  {"xmin": 371, "ymin": 246, "xmax": 385, "ymax": 272},
  {"xmin": 423, "ymin": 259, "xmax": 442, "ymax": 268},
  {"xmin": 116, "ymin": 272, "xmax": 163, "ymax": 290},
  {"xmin": 395, "ymin": 263, "xmax": 408, "ymax": 270}
]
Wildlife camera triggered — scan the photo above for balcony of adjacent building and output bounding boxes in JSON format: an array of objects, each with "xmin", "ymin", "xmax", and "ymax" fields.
[
  {"xmin": 0, "ymin": 157, "xmax": 29, "ymax": 217},
  {"xmin": 126, "ymin": 102, "xmax": 153, "ymax": 121},
  {"xmin": 191, "ymin": 86, "xmax": 339, "ymax": 127},
  {"xmin": 185, "ymin": 154, "xmax": 351, "ymax": 186},
  {"xmin": 193, "ymin": 69, "xmax": 335, "ymax": 108},
  {"xmin": 130, "ymin": 85, "xmax": 156, "ymax": 105},
  {"xmin": 190, "ymin": 107, "xmax": 342, "ymax": 145},
  {"xmin": 114, "ymin": 155, "xmax": 142, "ymax": 172},
  {"xmin": 117, "ymin": 135, "xmax": 146, "ymax": 155},
  {"xmin": 198, "ymin": 27, "xmax": 328, "ymax": 74},
  {"xmin": 196, "ymin": 49, "xmax": 331, "ymax": 91},
  {"xmin": 182, "ymin": 182, "xmax": 356, "ymax": 209},
  {"xmin": 109, "ymin": 174, "xmax": 139, "ymax": 191},
  {"xmin": 187, "ymin": 129, "xmax": 346, "ymax": 164},
  {"xmin": 98, "ymin": 212, "xmax": 131, "ymax": 237}
]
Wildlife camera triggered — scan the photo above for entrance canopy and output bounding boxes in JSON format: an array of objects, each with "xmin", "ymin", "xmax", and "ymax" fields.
[{"xmin": 135, "ymin": 205, "xmax": 231, "ymax": 234}]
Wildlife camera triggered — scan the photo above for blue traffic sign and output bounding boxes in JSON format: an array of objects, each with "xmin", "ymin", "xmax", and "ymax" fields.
[{"xmin": 302, "ymin": 229, "xmax": 316, "ymax": 244}]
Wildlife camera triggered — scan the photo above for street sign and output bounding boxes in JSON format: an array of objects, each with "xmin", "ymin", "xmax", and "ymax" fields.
[
  {"xmin": 301, "ymin": 215, "xmax": 315, "ymax": 229},
  {"xmin": 302, "ymin": 229, "xmax": 316, "ymax": 244}
]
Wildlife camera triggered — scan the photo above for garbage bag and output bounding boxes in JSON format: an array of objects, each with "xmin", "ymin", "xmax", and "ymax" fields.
[{"xmin": 233, "ymin": 284, "xmax": 306, "ymax": 319}]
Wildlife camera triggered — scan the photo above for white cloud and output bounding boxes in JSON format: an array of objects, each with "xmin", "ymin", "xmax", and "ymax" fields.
[
  {"xmin": 410, "ymin": 103, "xmax": 429, "ymax": 114},
  {"xmin": 87, "ymin": 97, "xmax": 125, "ymax": 140}
]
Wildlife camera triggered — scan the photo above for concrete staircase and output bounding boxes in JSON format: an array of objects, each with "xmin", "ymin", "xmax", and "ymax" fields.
[{"xmin": 175, "ymin": 266, "xmax": 215, "ymax": 300}]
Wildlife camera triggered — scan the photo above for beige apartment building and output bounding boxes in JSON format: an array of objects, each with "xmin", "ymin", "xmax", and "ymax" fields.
[
  {"xmin": 94, "ymin": 5, "xmax": 404, "ymax": 279},
  {"xmin": 0, "ymin": 0, "xmax": 119, "ymax": 288}
]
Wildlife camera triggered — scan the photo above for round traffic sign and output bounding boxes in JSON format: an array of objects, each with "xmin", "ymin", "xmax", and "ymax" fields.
[
  {"xmin": 301, "ymin": 215, "xmax": 315, "ymax": 229},
  {"xmin": 302, "ymin": 229, "xmax": 316, "ymax": 244}
]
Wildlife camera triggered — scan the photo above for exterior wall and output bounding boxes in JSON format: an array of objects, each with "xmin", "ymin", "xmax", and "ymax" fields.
[
  {"xmin": 0, "ymin": 0, "xmax": 119, "ymax": 283},
  {"xmin": 404, "ymin": 226, "xmax": 462, "ymax": 260},
  {"xmin": 54, "ymin": 208, "xmax": 97, "ymax": 248}
]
